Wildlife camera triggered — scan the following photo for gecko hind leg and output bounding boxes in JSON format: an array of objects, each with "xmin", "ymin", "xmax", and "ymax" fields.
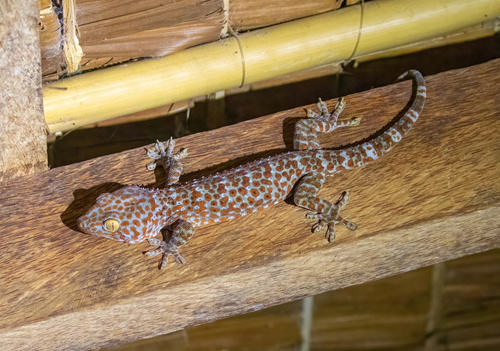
[
  {"xmin": 293, "ymin": 97, "xmax": 360, "ymax": 151},
  {"xmin": 145, "ymin": 137, "xmax": 188, "ymax": 185},
  {"xmin": 294, "ymin": 173, "xmax": 357, "ymax": 242},
  {"xmin": 143, "ymin": 220, "xmax": 195, "ymax": 269}
]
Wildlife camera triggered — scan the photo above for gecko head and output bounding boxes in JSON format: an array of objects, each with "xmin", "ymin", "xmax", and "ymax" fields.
[{"xmin": 77, "ymin": 185, "xmax": 160, "ymax": 244}]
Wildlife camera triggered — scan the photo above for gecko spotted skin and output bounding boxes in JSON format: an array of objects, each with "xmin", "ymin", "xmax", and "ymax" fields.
[{"xmin": 78, "ymin": 70, "xmax": 426, "ymax": 269}]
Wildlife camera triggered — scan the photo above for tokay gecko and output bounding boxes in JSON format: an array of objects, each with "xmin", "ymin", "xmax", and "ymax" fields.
[{"xmin": 78, "ymin": 70, "xmax": 426, "ymax": 269}]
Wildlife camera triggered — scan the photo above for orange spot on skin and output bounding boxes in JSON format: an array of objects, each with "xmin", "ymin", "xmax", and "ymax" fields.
[
  {"xmin": 149, "ymin": 198, "xmax": 156, "ymax": 208},
  {"xmin": 229, "ymin": 189, "xmax": 237, "ymax": 197},
  {"xmin": 242, "ymin": 176, "xmax": 250, "ymax": 187},
  {"xmin": 248, "ymin": 197, "xmax": 255, "ymax": 205},
  {"xmin": 238, "ymin": 187, "xmax": 247, "ymax": 195},
  {"xmin": 255, "ymin": 199, "xmax": 263, "ymax": 207},
  {"xmin": 220, "ymin": 197, "xmax": 228, "ymax": 206},
  {"xmin": 172, "ymin": 205, "xmax": 183, "ymax": 212},
  {"xmin": 250, "ymin": 189, "xmax": 259, "ymax": 197},
  {"xmin": 130, "ymin": 225, "xmax": 140, "ymax": 234},
  {"xmin": 217, "ymin": 184, "xmax": 226, "ymax": 194},
  {"xmin": 253, "ymin": 172, "xmax": 262, "ymax": 179},
  {"xmin": 263, "ymin": 164, "xmax": 272, "ymax": 178}
]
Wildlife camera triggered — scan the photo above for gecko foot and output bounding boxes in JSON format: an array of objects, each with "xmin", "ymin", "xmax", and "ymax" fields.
[
  {"xmin": 145, "ymin": 138, "xmax": 188, "ymax": 185},
  {"xmin": 143, "ymin": 238, "xmax": 185, "ymax": 269},
  {"xmin": 306, "ymin": 191, "xmax": 357, "ymax": 242}
]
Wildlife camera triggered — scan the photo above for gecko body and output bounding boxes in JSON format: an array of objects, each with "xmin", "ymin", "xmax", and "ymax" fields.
[{"xmin": 78, "ymin": 70, "xmax": 426, "ymax": 269}]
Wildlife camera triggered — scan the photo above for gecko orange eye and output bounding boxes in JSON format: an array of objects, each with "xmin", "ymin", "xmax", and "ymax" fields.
[{"xmin": 103, "ymin": 218, "xmax": 121, "ymax": 232}]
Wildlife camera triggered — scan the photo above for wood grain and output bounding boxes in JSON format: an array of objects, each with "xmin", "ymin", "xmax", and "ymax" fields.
[
  {"xmin": 1, "ymin": 60, "xmax": 499, "ymax": 350},
  {"xmin": 0, "ymin": 0, "xmax": 47, "ymax": 179},
  {"xmin": 108, "ymin": 249, "xmax": 500, "ymax": 351}
]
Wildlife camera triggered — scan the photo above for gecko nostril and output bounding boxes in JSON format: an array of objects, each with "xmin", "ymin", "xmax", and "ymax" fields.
[{"xmin": 77, "ymin": 216, "xmax": 86, "ymax": 230}]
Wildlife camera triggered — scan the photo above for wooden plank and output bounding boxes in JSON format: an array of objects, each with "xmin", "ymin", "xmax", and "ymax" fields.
[
  {"xmin": 0, "ymin": 0, "xmax": 47, "ymax": 179},
  {"xmin": 1, "ymin": 60, "xmax": 499, "ymax": 350},
  {"xmin": 124, "ymin": 250, "xmax": 499, "ymax": 351}
]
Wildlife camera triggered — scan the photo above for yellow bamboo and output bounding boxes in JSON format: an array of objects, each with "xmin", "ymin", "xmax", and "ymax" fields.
[{"xmin": 43, "ymin": 0, "xmax": 500, "ymax": 133}]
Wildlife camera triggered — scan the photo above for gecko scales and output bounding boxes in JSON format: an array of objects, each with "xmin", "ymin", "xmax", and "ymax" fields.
[{"xmin": 78, "ymin": 70, "xmax": 426, "ymax": 269}]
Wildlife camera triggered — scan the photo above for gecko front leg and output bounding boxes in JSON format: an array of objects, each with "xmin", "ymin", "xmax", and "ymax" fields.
[
  {"xmin": 143, "ymin": 220, "xmax": 195, "ymax": 269},
  {"xmin": 293, "ymin": 97, "xmax": 360, "ymax": 151},
  {"xmin": 146, "ymin": 137, "xmax": 188, "ymax": 185}
]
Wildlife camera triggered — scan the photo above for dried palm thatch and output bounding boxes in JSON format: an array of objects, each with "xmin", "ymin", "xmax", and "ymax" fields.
[{"xmin": 40, "ymin": 0, "xmax": 500, "ymax": 133}]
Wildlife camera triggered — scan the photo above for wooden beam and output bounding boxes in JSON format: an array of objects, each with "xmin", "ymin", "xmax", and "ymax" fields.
[
  {"xmin": 0, "ymin": 0, "xmax": 47, "ymax": 179},
  {"xmin": 1, "ymin": 60, "xmax": 499, "ymax": 350}
]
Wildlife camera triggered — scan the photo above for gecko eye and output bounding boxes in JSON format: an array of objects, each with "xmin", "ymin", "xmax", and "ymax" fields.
[{"xmin": 103, "ymin": 218, "xmax": 121, "ymax": 232}]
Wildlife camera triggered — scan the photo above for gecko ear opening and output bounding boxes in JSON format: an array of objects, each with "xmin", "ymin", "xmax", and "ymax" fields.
[{"xmin": 103, "ymin": 218, "xmax": 121, "ymax": 232}]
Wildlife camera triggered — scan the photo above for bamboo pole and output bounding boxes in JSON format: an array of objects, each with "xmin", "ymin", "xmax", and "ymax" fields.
[{"xmin": 43, "ymin": 0, "xmax": 500, "ymax": 133}]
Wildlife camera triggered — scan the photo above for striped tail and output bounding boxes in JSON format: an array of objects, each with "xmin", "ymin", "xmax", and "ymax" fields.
[{"xmin": 331, "ymin": 70, "xmax": 426, "ymax": 170}]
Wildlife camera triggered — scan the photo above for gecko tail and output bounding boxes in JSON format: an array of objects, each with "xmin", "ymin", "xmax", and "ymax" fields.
[
  {"xmin": 326, "ymin": 70, "xmax": 426, "ymax": 171},
  {"xmin": 361, "ymin": 69, "xmax": 426, "ymax": 158}
]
